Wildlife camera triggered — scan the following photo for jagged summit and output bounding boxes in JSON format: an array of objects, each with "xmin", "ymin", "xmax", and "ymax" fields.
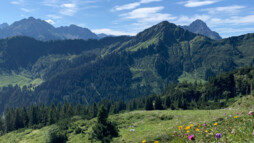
[
  {"xmin": 0, "ymin": 23, "xmax": 9, "ymax": 29},
  {"xmin": 182, "ymin": 19, "xmax": 222, "ymax": 40}
]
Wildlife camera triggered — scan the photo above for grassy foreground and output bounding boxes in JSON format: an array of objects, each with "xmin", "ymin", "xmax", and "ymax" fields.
[{"xmin": 0, "ymin": 96, "xmax": 253, "ymax": 143}]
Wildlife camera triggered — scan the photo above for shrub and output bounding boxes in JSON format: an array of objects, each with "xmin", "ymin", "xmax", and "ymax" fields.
[{"xmin": 46, "ymin": 126, "xmax": 68, "ymax": 143}]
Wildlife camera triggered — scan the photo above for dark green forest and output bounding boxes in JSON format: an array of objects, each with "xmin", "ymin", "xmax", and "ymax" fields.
[{"xmin": 0, "ymin": 66, "xmax": 253, "ymax": 135}]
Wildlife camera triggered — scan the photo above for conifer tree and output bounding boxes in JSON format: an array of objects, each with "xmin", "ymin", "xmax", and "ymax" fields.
[
  {"xmin": 90, "ymin": 105, "xmax": 119, "ymax": 143},
  {"xmin": 145, "ymin": 97, "xmax": 153, "ymax": 110},
  {"xmin": 154, "ymin": 96, "xmax": 163, "ymax": 110},
  {"xmin": 165, "ymin": 96, "xmax": 171, "ymax": 108},
  {"xmin": 48, "ymin": 103, "xmax": 57, "ymax": 125}
]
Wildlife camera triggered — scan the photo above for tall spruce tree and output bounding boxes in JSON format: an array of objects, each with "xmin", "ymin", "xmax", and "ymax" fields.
[
  {"xmin": 154, "ymin": 96, "xmax": 163, "ymax": 110},
  {"xmin": 145, "ymin": 97, "xmax": 153, "ymax": 110},
  {"xmin": 90, "ymin": 105, "xmax": 119, "ymax": 143}
]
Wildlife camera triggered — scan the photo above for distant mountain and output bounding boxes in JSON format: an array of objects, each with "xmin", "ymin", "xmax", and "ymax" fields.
[
  {"xmin": 182, "ymin": 19, "xmax": 222, "ymax": 40},
  {"xmin": 0, "ymin": 17, "xmax": 63, "ymax": 41},
  {"xmin": 0, "ymin": 23, "xmax": 8, "ymax": 29},
  {"xmin": 0, "ymin": 17, "xmax": 99, "ymax": 41},
  {"xmin": 57, "ymin": 24, "xmax": 98, "ymax": 40},
  {"xmin": 97, "ymin": 33, "xmax": 115, "ymax": 39}
]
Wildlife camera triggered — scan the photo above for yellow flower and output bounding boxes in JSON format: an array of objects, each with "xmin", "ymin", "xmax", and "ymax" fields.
[
  {"xmin": 185, "ymin": 126, "xmax": 191, "ymax": 130},
  {"xmin": 196, "ymin": 128, "xmax": 200, "ymax": 132},
  {"xmin": 234, "ymin": 116, "xmax": 238, "ymax": 118},
  {"xmin": 190, "ymin": 124, "xmax": 194, "ymax": 127},
  {"xmin": 178, "ymin": 126, "xmax": 183, "ymax": 130},
  {"xmin": 214, "ymin": 122, "xmax": 218, "ymax": 126},
  {"xmin": 142, "ymin": 140, "xmax": 146, "ymax": 143},
  {"xmin": 205, "ymin": 130, "xmax": 208, "ymax": 133},
  {"xmin": 186, "ymin": 130, "xmax": 190, "ymax": 133},
  {"xmin": 154, "ymin": 141, "xmax": 159, "ymax": 143}
]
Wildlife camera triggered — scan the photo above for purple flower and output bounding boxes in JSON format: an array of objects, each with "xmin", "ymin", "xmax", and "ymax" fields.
[
  {"xmin": 237, "ymin": 112, "xmax": 239, "ymax": 115},
  {"xmin": 188, "ymin": 134, "xmax": 194, "ymax": 140},
  {"xmin": 252, "ymin": 132, "xmax": 254, "ymax": 136},
  {"xmin": 204, "ymin": 123, "xmax": 207, "ymax": 127},
  {"xmin": 215, "ymin": 133, "xmax": 222, "ymax": 139},
  {"xmin": 249, "ymin": 111, "xmax": 253, "ymax": 116}
]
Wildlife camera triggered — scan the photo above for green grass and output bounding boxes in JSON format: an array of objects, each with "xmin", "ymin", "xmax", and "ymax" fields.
[
  {"xmin": 0, "ymin": 73, "xmax": 43, "ymax": 88},
  {"xmin": 0, "ymin": 96, "xmax": 253, "ymax": 143},
  {"xmin": 178, "ymin": 71, "xmax": 206, "ymax": 84}
]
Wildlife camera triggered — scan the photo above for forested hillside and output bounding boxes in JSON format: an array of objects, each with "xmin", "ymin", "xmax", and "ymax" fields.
[{"xmin": 0, "ymin": 21, "xmax": 254, "ymax": 113}]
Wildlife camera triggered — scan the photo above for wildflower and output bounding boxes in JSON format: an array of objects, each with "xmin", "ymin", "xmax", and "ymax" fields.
[
  {"xmin": 142, "ymin": 140, "xmax": 146, "ymax": 143},
  {"xmin": 215, "ymin": 133, "xmax": 222, "ymax": 139},
  {"xmin": 249, "ymin": 111, "xmax": 253, "ymax": 116},
  {"xmin": 179, "ymin": 134, "xmax": 181, "ymax": 137},
  {"xmin": 231, "ymin": 129, "xmax": 236, "ymax": 134},
  {"xmin": 188, "ymin": 134, "xmax": 194, "ymax": 140},
  {"xmin": 178, "ymin": 126, "xmax": 183, "ymax": 130},
  {"xmin": 214, "ymin": 127, "xmax": 217, "ymax": 130},
  {"xmin": 190, "ymin": 124, "xmax": 194, "ymax": 127},
  {"xmin": 205, "ymin": 130, "xmax": 208, "ymax": 133},
  {"xmin": 203, "ymin": 123, "xmax": 207, "ymax": 127},
  {"xmin": 185, "ymin": 133, "xmax": 189, "ymax": 137},
  {"xmin": 234, "ymin": 116, "xmax": 238, "ymax": 119},
  {"xmin": 186, "ymin": 130, "xmax": 190, "ymax": 133},
  {"xmin": 237, "ymin": 112, "xmax": 239, "ymax": 115},
  {"xmin": 252, "ymin": 132, "xmax": 254, "ymax": 136},
  {"xmin": 214, "ymin": 122, "xmax": 218, "ymax": 126},
  {"xmin": 154, "ymin": 141, "xmax": 159, "ymax": 143},
  {"xmin": 196, "ymin": 128, "xmax": 200, "ymax": 132},
  {"xmin": 185, "ymin": 126, "xmax": 191, "ymax": 130}
]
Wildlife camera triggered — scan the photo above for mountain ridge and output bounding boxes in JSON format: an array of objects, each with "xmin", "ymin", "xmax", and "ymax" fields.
[
  {"xmin": 182, "ymin": 19, "xmax": 222, "ymax": 40},
  {"xmin": 0, "ymin": 17, "xmax": 100, "ymax": 41}
]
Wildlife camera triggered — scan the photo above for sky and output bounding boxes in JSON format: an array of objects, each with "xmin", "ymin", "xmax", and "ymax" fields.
[{"xmin": 0, "ymin": 0, "xmax": 254, "ymax": 38}]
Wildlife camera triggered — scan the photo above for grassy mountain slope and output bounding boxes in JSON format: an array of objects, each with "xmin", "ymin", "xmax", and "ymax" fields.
[{"xmin": 0, "ymin": 95, "xmax": 253, "ymax": 143}]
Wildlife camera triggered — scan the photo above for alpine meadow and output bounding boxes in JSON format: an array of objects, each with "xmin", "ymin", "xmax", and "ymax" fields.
[{"xmin": 0, "ymin": 0, "xmax": 254, "ymax": 142}]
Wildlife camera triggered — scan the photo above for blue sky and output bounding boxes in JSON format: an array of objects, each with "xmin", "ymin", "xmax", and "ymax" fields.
[{"xmin": 0, "ymin": 0, "xmax": 254, "ymax": 38}]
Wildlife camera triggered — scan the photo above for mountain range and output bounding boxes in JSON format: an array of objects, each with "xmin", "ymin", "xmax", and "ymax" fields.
[
  {"xmin": 0, "ymin": 17, "xmax": 106, "ymax": 41},
  {"xmin": 0, "ymin": 17, "xmax": 221, "ymax": 41},
  {"xmin": 0, "ymin": 20, "xmax": 253, "ymax": 112}
]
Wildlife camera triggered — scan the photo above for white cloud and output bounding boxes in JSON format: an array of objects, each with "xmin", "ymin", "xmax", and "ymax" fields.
[
  {"xmin": 179, "ymin": 0, "xmax": 219, "ymax": 7},
  {"xmin": 11, "ymin": 0, "xmax": 24, "ymax": 5},
  {"xmin": 121, "ymin": 7, "xmax": 176, "ymax": 23},
  {"xmin": 113, "ymin": 0, "xmax": 161, "ymax": 11},
  {"xmin": 223, "ymin": 15, "xmax": 254, "ymax": 25},
  {"xmin": 60, "ymin": 3, "xmax": 78, "ymax": 16},
  {"xmin": 42, "ymin": 0, "xmax": 60, "ymax": 7},
  {"xmin": 201, "ymin": 5, "xmax": 245, "ymax": 14},
  {"xmin": 92, "ymin": 28, "xmax": 136, "ymax": 36},
  {"xmin": 42, "ymin": 0, "xmax": 98, "ymax": 17},
  {"xmin": 47, "ymin": 14, "xmax": 62, "ymax": 19},
  {"xmin": 20, "ymin": 8, "xmax": 31, "ymax": 13},
  {"xmin": 115, "ymin": 2, "xmax": 140, "ymax": 11},
  {"xmin": 45, "ymin": 19, "xmax": 55, "ymax": 25}
]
